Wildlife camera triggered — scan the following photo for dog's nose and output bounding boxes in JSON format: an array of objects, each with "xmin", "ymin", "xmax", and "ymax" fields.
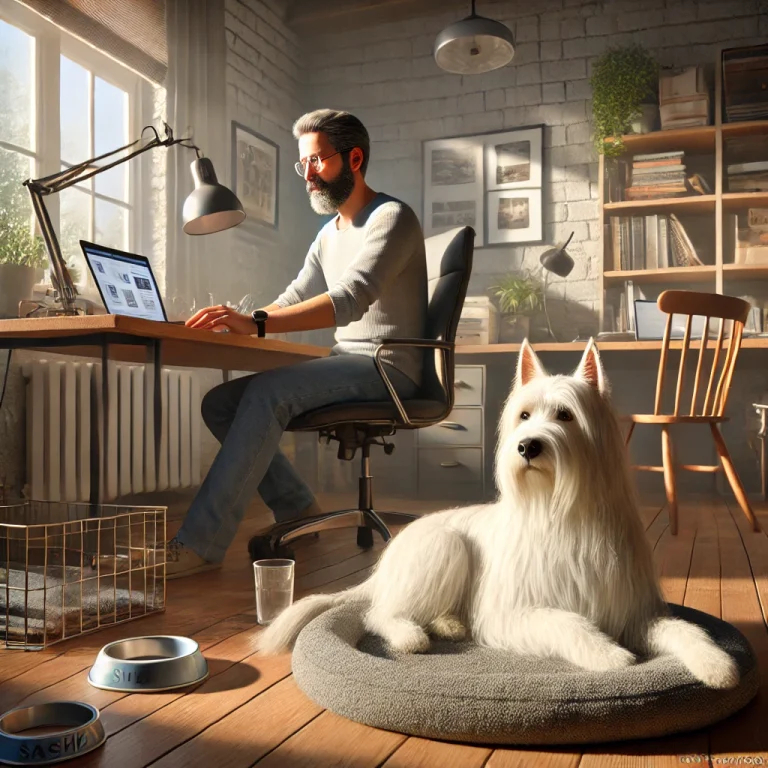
[{"xmin": 518, "ymin": 438, "xmax": 543, "ymax": 461}]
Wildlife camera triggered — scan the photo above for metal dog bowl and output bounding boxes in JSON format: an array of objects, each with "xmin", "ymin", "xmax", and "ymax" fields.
[
  {"xmin": 0, "ymin": 701, "xmax": 105, "ymax": 765},
  {"xmin": 87, "ymin": 635, "xmax": 208, "ymax": 693}
]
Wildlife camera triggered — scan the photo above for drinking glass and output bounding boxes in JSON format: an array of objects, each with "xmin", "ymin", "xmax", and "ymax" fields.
[{"xmin": 253, "ymin": 559, "xmax": 294, "ymax": 625}]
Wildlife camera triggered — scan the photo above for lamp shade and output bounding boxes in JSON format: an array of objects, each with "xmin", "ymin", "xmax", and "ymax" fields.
[
  {"xmin": 182, "ymin": 157, "xmax": 246, "ymax": 235},
  {"xmin": 434, "ymin": 4, "xmax": 515, "ymax": 75},
  {"xmin": 540, "ymin": 232, "xmax": 575, "ymax": 278}
]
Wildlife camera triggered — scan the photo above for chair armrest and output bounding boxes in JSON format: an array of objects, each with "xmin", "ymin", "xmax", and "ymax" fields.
[{"xmin": 371, "ymin": 338, "xmax": 453, "ymax": 427}]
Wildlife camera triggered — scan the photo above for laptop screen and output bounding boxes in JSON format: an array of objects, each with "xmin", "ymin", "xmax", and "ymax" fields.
[{"xmin": 80, "ymin": 241, "xmax": 167, "ymax": 322}]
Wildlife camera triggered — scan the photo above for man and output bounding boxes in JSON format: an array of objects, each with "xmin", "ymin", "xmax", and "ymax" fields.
[{"xmin": 165, "ymin": 109, "xmax": 427, "ymax": 578}]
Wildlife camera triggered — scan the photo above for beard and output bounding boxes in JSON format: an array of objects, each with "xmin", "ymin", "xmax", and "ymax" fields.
[{"xmin": 307, "ymin": 157, "xmax": 355, "ymax": 215}]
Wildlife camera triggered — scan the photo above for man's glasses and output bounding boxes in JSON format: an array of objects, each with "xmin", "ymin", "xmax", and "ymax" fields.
[{"xmin": 294, "ymin": 148, "xmax": 353, "ymax": 177}]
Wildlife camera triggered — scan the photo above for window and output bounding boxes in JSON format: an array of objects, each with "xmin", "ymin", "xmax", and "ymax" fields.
[{"xmin": 0, "ymin": 2, "xmax": 141, "ymax": 287}]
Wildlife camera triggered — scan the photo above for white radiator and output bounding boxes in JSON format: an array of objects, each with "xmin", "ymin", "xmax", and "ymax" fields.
[{"xmin": 23, "ymin": 360, "xmax": 201, "ymax": 502}]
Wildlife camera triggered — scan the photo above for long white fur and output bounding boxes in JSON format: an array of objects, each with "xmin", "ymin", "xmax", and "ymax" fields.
[{"xmin": 257, "ymin": 340, "xmax": 739, "ymax": 690}]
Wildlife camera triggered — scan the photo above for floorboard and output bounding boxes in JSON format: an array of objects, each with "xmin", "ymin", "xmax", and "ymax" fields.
[{"xmin": 1, "ymin": 493, "xmax": 766, "ymax": 767}]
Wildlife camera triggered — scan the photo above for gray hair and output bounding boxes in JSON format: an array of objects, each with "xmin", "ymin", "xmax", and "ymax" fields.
[{"xmin": 292, "ymin": 109, "xmax": 370, "ymax": 176}]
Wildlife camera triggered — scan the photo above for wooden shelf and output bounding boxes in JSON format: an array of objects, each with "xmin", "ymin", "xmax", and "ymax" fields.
[
  {"xmin": 603, "ymin": 266, "xmax": 716, "ymax": 284},
  {"xmin": 722, "ymin": 192, "xmax": 768, "ymax": 210},
  {"xmin": 721, "ymin": 120, "xmax": 768, "ymax": 138},
  {"xmin": 604, "ymin": 195, "xmax": 716, "ymax": 214},
  {"xmin": 610, "ymin": 125, "xmax": 716, "ymax": 155},
  {"xmin": 723, "ymin": 263, "xmax": 768, "ymax": 279}
]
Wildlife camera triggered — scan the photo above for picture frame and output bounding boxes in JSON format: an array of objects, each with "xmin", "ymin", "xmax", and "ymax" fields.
[
  {"xmin": 487, "ymin": 189, "xmax": 542, "ymax": 245},
  {"xmin": 231, "ymin": 121, "xmax": 279, "ymax": 229},
  {"xmin": 423, "ymin": 124, "xmax": 543, "ymax": 248}
]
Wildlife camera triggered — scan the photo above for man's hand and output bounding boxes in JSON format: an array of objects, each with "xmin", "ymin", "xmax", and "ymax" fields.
[{"xmin": 185, "ymin": 305, "xmax": 256, "ymax": 335}]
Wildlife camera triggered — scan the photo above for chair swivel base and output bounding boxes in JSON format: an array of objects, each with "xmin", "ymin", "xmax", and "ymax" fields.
[{"xmin": 246, "ymin": 508, "xmax": 419, "ymax": 561}]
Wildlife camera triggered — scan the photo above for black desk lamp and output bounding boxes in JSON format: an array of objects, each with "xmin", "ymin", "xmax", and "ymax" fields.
[
  {"xmin": 23, "ymin": 123, "xmax": 245, "ymax": 316},
  {"xmin": 539, "ymin": 231, "xmax": 575, "ymax": 341}
]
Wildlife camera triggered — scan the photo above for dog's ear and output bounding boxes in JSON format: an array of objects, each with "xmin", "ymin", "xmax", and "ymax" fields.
[
  {"xmin": 515, "ymin": 339, "xmax": 547, "ymax": 389},
  {"xmin": 574, "ymin": 338, "xmax": 609, "ymax": 395}
]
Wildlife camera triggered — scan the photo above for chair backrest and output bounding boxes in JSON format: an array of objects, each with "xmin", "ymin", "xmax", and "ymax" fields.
[
  {"xmin": 420, "ymin": 226, "xmax": 475, "ymax": 404},
  {"xmin": 654, "ymin": 290, "xmax": 751, "ymax": 417}
]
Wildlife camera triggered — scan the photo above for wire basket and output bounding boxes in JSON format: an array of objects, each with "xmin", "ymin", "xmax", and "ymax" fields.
[{"xmin": 0, "ymin": 501, "xmax": 166, "ymax": 651}]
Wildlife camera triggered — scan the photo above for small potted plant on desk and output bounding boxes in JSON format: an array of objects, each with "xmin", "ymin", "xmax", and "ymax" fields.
[
  {"xmin": 0, "ymin": 208, "xmax": 48, "ymax": 318},
  {"xmin": 488, "ymin": 272, "xmax": 543, "ymax": 343}
]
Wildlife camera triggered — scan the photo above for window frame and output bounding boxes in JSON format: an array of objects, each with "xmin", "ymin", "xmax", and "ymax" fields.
[{"xmin": 0, "ymin": 1, "xmax": 143, "ymax": 283}]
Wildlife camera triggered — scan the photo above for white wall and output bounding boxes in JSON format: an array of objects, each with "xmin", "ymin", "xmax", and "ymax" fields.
[{"xmin": 303, "ymin": 0, "xmax": 767, "ymax": 339}]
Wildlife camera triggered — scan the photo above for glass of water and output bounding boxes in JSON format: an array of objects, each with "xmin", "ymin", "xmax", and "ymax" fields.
[{"xmin": 253, "ymin": 559, "xmax": 295, "ymax": 625}]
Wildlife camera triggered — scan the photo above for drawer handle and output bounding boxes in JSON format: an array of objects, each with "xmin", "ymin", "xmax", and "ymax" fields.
[
  {"xmin": 454, "ymin": 380, "xmax": 472, "ymax": 390},
  {"xmin": 438, "ymin": 421, "xmax": 466, "ymax": 430},
  {"xmin": 439, "ymin": 461, "xmax": 463, "ymax": 468}
]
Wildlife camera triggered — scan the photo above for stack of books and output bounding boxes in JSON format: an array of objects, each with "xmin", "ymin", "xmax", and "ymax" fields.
[
  {"xmin": 734, "ymin": 208, "xmax": 768, "ymax": 264},
  {"xmin": 455, "ymin": 296, "xmax": 499, "ymax": 346},
  {"xmin": 659, "ymin": 65, "xmax": 710, "ymax": 129},
  {"xmin": 725, "ymin": 135, "xmax": 768, "ymax": 192},
  {"xmin": 722, "ymin": 44, "xmax": 768, "ymax": 123},
  {"xmin": 625, "ymin": 151, "xmax": 687, "ymax": 200}
]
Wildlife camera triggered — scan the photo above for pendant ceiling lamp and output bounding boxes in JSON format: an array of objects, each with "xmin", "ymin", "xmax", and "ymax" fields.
[{"xmin": 434, "ymin": 0, "xmax": 515, "ymax": 75}]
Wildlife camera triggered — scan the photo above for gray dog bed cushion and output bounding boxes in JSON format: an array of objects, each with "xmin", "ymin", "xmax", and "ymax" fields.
[{"xmin": 291, "ymin": 603, "xmax": 758, "ymax": 745}]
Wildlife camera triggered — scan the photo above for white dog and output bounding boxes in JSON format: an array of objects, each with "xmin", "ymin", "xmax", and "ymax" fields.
[{"xmin": 258, "ymin": 340, "xmax": 739, "ymax": 689}]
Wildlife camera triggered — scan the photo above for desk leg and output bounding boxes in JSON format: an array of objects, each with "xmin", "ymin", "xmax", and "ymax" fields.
[
  {"xmin": 89, "ymin": 341, "xmax": 110, "ymax": 512},
  {"xmin": 147, "ymin": 340, "xmax": 162, "ymax": 491}
]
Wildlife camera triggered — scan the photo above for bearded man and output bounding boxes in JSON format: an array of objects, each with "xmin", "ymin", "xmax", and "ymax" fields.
[{"xmin": 165, "ymin": 109, "xmax": 427, "ymax": 578}]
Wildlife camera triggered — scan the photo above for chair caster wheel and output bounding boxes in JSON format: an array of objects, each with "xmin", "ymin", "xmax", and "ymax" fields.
[
  {"xmin": 356, "ymin": 526, "xmax": 374, "ymax": 549},
  {"xmin": 247, "ymin": 535, "xmax": 294, "ymax": 562}
]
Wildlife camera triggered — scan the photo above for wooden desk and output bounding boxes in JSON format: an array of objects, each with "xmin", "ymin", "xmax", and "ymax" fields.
[
  {"xmin": 0, "ymin": 315, "xmax": 328, "ymax": 371},
  {"xmin": 0, "ymin": 315, "xmax": 328, "ymax": 506}
]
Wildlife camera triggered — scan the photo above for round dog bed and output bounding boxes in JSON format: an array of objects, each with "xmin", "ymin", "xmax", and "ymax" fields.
[{"xmin": 291, "ymin": 603, "xmax": 758, "ymax": 745}]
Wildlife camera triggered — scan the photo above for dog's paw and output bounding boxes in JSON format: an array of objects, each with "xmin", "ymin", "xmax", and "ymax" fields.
[
  {"xmin": 387, "ymin": 620, "xmax": 431, "ymax": 654},
  {"xmin": 685, "ymin": 646, "xmax": 740, "ymax": 689},
  {"xmin": 429, "ymin": 614, "xmax": 467, "ymax": 641}
]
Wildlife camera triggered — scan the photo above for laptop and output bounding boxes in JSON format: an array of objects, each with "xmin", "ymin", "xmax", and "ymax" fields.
[{"xmin": 80, "ymin": 240, "xmax": 168, "ymax": 322}]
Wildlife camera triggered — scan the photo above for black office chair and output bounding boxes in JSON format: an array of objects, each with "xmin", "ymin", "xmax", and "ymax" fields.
[{"xmin": 247, "ymin": 226, "xmax": 475, "ymax": 560}]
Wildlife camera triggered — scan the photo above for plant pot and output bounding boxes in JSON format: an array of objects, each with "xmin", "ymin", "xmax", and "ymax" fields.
[
  {"xmin": 499, "ymin": 315, "xmax": 530, "ymax": 343},
  {"xmin": 0, "ymin": 263, "xmax": 36, "ymax": 319},
  {"xmin": 629, "ymin": 103, "xmax": 659, "ymax": 135}
]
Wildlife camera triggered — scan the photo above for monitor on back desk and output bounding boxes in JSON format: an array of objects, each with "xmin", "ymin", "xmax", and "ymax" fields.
[{"xmin": 80, "ymin": 240, "xmax": 168, "ymax": 322}]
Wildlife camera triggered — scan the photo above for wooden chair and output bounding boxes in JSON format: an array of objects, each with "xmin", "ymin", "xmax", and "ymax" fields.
[{"xmin": 625, "ymin": 290, "xmax": 759, "ymax": 535}]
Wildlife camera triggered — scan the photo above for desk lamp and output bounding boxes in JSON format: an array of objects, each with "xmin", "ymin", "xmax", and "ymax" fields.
[{"xmin": 23, "ymin": 123, "xmax": 245, "ymax": 316}]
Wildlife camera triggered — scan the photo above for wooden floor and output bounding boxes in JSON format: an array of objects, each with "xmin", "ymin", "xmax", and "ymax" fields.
[{"xmin": 2, "ymin": 493, "xmax": 768, "ymax": 767}]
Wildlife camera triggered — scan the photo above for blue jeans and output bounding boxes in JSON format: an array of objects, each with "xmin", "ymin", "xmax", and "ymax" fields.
[{"xmin": 176, "ymin": 352, "xmax": 419, "ymax": 562}]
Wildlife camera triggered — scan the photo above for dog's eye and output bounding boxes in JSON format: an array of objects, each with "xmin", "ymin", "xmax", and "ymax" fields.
[
  {"xmin": 520, "ymin": 411, "xmax": 530, "ymax": 421},
  {"xmin": 557, "ymin": 408, "xmax": 573, "ymax": 422}
]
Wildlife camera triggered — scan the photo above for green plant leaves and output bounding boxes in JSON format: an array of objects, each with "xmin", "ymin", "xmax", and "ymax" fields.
[{"xmin": 590, "ymin": 44, "xmax": 659, "ymax": 157}]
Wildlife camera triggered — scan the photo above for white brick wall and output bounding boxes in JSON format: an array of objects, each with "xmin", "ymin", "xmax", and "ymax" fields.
[{"xmin": 304, "ymin": 0, "xmax": 765, "ymax": 339}]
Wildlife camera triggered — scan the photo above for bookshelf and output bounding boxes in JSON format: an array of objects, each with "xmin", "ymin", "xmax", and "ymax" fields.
[{"xmin": 598, "ymin": 48, "xmax": 768, "ymax": 333}]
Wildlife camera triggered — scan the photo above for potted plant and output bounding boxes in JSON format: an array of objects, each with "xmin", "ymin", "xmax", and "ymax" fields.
[
  {"xmin": 590, "ymin": 44, "xmax": 660, "ymax": 157},
  {"xmin": 0, "ymin": 207, "xmax": 47, "ymax": 318},
  {"xmin": 488, "ymin": 272, "xmax": 543, "ymax": 343}
]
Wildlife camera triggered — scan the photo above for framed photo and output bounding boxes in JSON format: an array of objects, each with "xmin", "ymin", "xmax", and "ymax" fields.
[
  {"xmin": 487, "ymin": 189, "xmax": 542, "ymax": 244},
  {"xmin": 231, "ymin": 122, "xmax": 279, "ymax": 229},
  {"xmin": 485, "ymin": 127, "xmax": 543, "ymax": 190},
  {"xmin": 423, "ymin": 124, "xmax": 543, "ymax": 248},
  {"xmin": 423, "ymin": 138, "xmax": 484, "ymax": 246}
]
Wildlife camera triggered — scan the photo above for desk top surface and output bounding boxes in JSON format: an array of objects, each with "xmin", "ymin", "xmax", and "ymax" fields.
[{"xmin": 0, "ymin": 315, "xmax": 328, "ymax": 372}]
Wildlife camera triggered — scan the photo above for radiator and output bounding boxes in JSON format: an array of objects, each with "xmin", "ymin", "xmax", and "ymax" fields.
[{"xmin": 23, "ymin": 360, "xmax": 201, "ymax": 502}]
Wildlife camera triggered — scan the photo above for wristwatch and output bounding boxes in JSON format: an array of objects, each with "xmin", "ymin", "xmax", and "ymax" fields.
[{"xmin": 251, "ymin": 309, "xmax": 268, "ymax": 338}]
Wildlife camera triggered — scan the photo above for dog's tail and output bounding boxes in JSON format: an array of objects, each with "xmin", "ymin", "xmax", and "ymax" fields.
[
  {"xmin": 647, "ymin": 616, "xmax": 739, "ymax": 689},
  {"xmin": 256, "ymin": 582, "xmax": 371, "ymax": 655}
]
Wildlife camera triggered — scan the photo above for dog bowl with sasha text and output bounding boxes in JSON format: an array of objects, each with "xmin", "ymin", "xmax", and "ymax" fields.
[
  {"xmin": 0, "ymin": 701, "xmax": 105, "ymax": 765},
  {"xmin": 87, "ymin": 635, "xmax": 208, "ymax": 692}
]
